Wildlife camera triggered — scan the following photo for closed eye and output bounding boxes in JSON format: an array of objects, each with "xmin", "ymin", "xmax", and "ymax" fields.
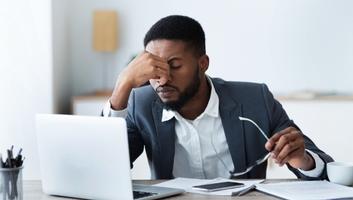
[
  {"xmin": 168, "ymin": 57, "xmax": 182, "ymax": 69},
  {"xmin": 170, "ymin": 64, "xmax": 182, "ymax": 69}
]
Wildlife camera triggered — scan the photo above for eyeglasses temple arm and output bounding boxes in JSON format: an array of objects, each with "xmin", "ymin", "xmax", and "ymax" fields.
[{"xmin": 238, "ymin": 116, "xmax": 269, "ymax": 141}]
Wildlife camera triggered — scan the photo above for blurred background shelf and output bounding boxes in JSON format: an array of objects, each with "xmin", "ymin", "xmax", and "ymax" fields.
[{"xmin": 72, "ymin": 90, "xmax": 112, "ymax": 115}]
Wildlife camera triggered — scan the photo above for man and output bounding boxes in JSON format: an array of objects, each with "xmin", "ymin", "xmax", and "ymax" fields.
[{"xmin": 103, "ymin": 15, "xmax": 333, "ymax": 179}]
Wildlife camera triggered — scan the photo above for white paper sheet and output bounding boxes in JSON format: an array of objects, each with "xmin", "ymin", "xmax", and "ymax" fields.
[
  {"xmin": 255, "ymin": 180, "xmax": 353, "ymax": 200},
  {"xmin": 154, "ymin": 177, "xmax": 264, "ymax": 196}
]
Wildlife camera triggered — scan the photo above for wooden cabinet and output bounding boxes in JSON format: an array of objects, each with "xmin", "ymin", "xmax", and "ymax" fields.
[{"xmin": 72, "ymin": 91, "xmax": 111, "ymax": 115}]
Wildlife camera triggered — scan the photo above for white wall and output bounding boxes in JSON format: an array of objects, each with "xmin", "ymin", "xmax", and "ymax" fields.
[
  {"xmin": 0, "ymin": 0, "xmax": 53, "ymax": 179},
  {"xmin": 65, "ymin": 0, "xmax": 353, "ymax": 96}
]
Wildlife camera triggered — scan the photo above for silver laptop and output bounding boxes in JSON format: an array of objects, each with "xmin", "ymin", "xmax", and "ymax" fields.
[{"xmin": 35, "ymin": 114, "xmax": 184, "ymax": 200}]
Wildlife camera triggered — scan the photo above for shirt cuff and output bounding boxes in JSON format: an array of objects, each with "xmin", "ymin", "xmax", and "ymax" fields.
[
  {"xmin": 298, "ymin": 149, "xmax": 325, "ymax": 177},
  {"xmin": 102, "ymin": 100, "xmax": 128, "ymax": 118}
]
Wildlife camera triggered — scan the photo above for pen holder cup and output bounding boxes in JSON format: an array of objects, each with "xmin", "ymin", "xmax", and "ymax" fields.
[{"xmin": 0, "ymin": 166, "xmax": 23, "ymax": 200}]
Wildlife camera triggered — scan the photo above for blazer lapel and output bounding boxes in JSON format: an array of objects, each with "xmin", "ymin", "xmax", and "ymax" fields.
[
  {"xmin": 151, "ymin": 100, "xmax": 176, "ymax": 178},
  {"xmin": 213, "ymin": 80, "xmax": 248, "ymax": 177}
]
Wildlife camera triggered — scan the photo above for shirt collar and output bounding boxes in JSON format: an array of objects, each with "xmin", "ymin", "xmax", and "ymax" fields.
[{"xmin": 161, "ymin": 76, "xmax": 219, "ymax": 122}]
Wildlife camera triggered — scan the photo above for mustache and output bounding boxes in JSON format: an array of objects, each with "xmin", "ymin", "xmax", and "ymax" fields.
[{"xmin": 155, "ymin": 84, "xmax": 178, "ymax": 93}]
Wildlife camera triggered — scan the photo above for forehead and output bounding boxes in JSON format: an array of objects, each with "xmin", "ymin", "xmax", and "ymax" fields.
[{"xmin": 145, "ymin": 39, "xmax": 191, "ymax": 59}]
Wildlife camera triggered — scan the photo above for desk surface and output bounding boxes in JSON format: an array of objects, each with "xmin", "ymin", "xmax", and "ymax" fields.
[{"xmin": 24, "ymin": 179, "xmax": 293, "ymax": 200}]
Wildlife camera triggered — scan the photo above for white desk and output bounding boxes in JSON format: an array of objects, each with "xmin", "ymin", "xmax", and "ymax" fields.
[{"xmin": 24, "ymin": 180, "xmax": 294, "ymax": 199}]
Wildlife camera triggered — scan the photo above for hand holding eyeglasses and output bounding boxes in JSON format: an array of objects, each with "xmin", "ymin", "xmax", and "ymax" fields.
[
  {"xmin": 265, "ymin": 127, "xmax": 315, "ymax": 171},
  {"xmin": 238, "ymin": 117, "xmax": 315, "ymax": 173},
  {"xmin": 229, "ymin": 117, "xmax": 315, "ymax": 178}
]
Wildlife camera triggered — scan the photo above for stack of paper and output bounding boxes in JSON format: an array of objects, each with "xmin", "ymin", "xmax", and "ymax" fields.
[{"xmin": 256, "ymin": 180, "xmax": 353, "ymax": 200}]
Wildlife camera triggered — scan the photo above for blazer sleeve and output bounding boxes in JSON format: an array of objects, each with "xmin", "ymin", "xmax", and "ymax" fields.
[{"xmin": 261, "ymin": 84, "xmax": 334, "ymax": 180}]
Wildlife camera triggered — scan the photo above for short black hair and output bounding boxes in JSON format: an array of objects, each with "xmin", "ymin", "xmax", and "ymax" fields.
[{"xmin": 143, "ymin": 15, "xmax": 206, "ymax": 56}]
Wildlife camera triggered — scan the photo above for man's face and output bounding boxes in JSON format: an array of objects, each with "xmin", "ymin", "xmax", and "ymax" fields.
[{"xmin": 146, "ymin": 39, "xmax": 204, "ymax": 110}]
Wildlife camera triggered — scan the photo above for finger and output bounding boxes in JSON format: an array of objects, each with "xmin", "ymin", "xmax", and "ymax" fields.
[
  {"xmin": 144, "ymin": 56, "xmax": 170, "ymax": 81},
  {"xmin": 275, "ymin": 139, "xmax": 302, "ymax": 165},
  {"xmin": 151, "ymin": 60, "xmax": 170, "ymax": 75},
  {"xmin": 151, "ymin": 67, "xmax": 170, "ymax": 85},
  {"xmin": 145, "ymin": 52, "xmax": 168, "ymax": 63},
  {"xmin": 280, "ymin": 148, "xmax": 305, "ymax": 165},
  {"xmin": 139, "ymin": 52, "xmax": 168, "ymax": 70},
  {"xmin": 278, "ymin": 152, "xmax": 292, "ymax": 167},
  {"xmin": 265, "ymin": 127, "xmax": 291, "ymax": 150},
  {"xmin": 265, "ymin": 127, "xmax": 295, "ymax": 151},
  {"xmin": 276, "ymin": 152, "xmax": 291, "ymax": 167},
  {"xmin": 151, "ymin": 67, "xmax": 169, "ymax": 79},
  {"xmin": 271, "ymin": 131, "xmax": 300, "ymax": 157},
  {"xmin": 158, "ymin": 75, "xmax": 169, "ymax": 85}
]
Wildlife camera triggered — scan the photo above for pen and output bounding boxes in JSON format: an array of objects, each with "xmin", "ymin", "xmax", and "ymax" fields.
[
  {"xmin": 17, "ymin": 148, "xmax": 22, "ymax": 158},
  {"xmin": 15, "ymin": 148, "xmax": 23, "ymax": 167},
  {"xmin": 232, "ymin": 184, "xmax": 256, "ymax": 196},
  {"xmin": 7, "ymin": 149, "xmax": 13, "ymax": 168}
]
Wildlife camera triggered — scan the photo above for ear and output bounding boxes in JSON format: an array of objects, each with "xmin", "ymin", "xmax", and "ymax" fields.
[{"xmin": 198, "ymin": 54, "xmax": 209, "ymax": 73}]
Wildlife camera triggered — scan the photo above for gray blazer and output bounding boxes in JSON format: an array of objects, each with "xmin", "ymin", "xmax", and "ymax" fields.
[{"xmin": 125, "ymin": 77, "xmax": 333, "ymax": 180}]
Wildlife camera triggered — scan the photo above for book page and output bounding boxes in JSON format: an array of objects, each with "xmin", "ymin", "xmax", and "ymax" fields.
[{"xmin": 256, "ymin": 180, "xmax": 353, "ymax": 200}]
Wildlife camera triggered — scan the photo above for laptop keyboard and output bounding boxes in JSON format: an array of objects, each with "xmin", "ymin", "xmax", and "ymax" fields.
[{"xmin": 133, "ymin": 190, "xmax": 158, "ymax": 199}]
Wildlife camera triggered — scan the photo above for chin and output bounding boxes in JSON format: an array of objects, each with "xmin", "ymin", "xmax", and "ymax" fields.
[
  {"xmin": 161, "ymin": 99, "xmax": 178, "ymax": 104},
  {"xmin": 159, "ymin": 95, "xmax": 179, "ymax": 103}
]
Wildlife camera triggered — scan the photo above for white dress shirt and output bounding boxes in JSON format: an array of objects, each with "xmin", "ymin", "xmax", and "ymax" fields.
[
  {"xmin": 161, "ymin": 79, "xmax": 234, "ymax": 178},
  {"xmin": 103, "ymin": 79, "xmax": 325, "ymax": 178}
]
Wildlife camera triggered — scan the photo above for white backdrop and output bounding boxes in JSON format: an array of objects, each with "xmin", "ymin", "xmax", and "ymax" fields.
[
  {"xmin": 0, "ymin": 0, "xmax": 53, "ymax": 179},
  {"xmin": 64, "ymin": 0, "xmax": 353, "ymax": 96}
]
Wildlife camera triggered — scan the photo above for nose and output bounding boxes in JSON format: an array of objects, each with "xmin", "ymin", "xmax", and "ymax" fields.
[{"xmin": 156, "ymin": 74, "xmax": 172, "ymax": 86}]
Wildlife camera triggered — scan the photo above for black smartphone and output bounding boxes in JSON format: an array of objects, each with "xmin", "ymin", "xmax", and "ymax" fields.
[{"xmin": 192, "ymin": 181, "xmax": 245, "ymax": 192}]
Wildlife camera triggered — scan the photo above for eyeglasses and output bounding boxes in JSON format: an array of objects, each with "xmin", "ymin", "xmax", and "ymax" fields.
[{"xmin": 228, "ymin": 117, "xmax": 271, "ymax": 178}]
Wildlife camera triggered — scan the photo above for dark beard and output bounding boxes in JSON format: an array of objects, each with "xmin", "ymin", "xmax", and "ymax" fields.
[{"xmin": 158, "ymin": 67, "xmax": 201, "ymax": 111}]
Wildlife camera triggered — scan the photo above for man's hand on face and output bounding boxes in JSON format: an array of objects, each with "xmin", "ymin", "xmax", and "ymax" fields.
[
  {"xmin": 119, "ymin": 51, "xmax": 171, "ymax": 88},
  {"xmin": 110, "ymin": 52, "xmax": 171, "ymax": 110},
  {"xmin": 265, "ymin": 127, "xmax": 315, "ymax": 171}
]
